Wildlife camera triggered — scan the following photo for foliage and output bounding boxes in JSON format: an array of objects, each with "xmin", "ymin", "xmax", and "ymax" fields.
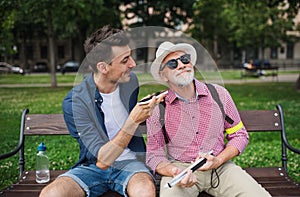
[
  {"xmin": 0, "ymin": 1, "xmax": 18, "ymax": 56},
  {"xmin": 190, "ymin": 0, "xmax": 228, "ymax": 56},
  {"xmin": 123, "ymin": 0, "xmax": 194, "ymax": 29},
  {"xmin": 121, "ymin": 0, "xmax": 195, "ymax": 65},
  {"xmin": 0, "ymin": 0, "xmax": 123, "ymax": 87},
  {"xmin": 191, "ymin": 0, "xmax": 300, "ymax": 59}
]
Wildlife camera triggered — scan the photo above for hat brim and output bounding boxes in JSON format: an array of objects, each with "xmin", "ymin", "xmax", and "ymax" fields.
[{"xmin": 151, "ymin": 43, "xmax": 197, "ymax": 83}]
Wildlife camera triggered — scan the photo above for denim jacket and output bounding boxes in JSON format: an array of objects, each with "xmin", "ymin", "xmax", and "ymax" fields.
[{"xmin": 62, "ymin": 73, "xmax": 146, "ymax": 167}]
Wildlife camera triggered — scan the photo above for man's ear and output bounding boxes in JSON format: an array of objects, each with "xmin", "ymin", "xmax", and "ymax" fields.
[
  {"xmin": 160, "ymin": 71, "xmax": 168, "ymax": 82},
  {"xmin": 96, "ymin": 62, "xmax": 108, "ymax": 74}
]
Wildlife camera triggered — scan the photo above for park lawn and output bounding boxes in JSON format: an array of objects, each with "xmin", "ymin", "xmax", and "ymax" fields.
[{"xmin": 0, "ymin": 81, "xmax": 299, "ymax": 190}]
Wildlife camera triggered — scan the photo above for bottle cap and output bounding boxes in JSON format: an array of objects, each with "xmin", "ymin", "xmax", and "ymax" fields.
[{"xmin": 38, "ymin": 142, "xmax": 47, "ymax": 151}]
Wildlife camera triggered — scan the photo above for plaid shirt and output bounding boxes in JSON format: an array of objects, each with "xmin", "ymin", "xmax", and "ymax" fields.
[{"xmin": 146, "ymin": 79, "xmax": 249, "ymax": 172}]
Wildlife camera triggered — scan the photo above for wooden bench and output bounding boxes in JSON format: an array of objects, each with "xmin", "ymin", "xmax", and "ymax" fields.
[{"xmin": 1, "ymin": 104, "xmax": 299, "ymax": 197}]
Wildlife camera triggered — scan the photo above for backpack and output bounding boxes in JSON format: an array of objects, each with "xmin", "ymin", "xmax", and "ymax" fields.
[{"xmin": 159, "ymin": 83, "xmax": 234, "ymax": 144}]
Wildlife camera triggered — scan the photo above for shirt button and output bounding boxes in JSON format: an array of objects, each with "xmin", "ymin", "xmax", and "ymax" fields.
[{"xmin": 196, "ymin": 132, "xmax": 199, "ymax": 134}]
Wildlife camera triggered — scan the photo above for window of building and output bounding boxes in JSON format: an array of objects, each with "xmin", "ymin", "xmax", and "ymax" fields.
[
  {"xmin": 270, "ymin": 47, "xmax": 278, "ymax": 59},
  {"xmin": 57, "ymin": 45, "xmax": 65, "ymax": 59},
  {"xmin": 40, "ymin": 46, "xmax": 48, "ymax": 59},
  {"xmin": 286, "ymin": 42, "xmax": 294, "ymax": 59}
]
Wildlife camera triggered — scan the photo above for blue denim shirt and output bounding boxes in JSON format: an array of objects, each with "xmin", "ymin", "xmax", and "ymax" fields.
[{"xmin": 62, "ymin": 73, "xmax": 146, "ymax": 167}]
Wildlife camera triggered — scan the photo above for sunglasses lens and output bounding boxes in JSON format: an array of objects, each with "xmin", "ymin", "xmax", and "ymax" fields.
[
  {"xmin": 161, "ymin": 54, "xmax": 191, "ymax": 70},
  {"xmin": 165, "ymin": 60, "xmax": 178, "ymax": 69},
  {"xmin": 180, "ymin": 54, "xmax": 191, "ymax": 64}
]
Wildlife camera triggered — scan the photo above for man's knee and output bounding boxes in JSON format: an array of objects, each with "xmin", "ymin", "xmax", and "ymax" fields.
[
  {"xmin": 39, "ymin": 177, "xmax": 85, "ymax": 197},
  {"xmin": 127, "ymin": 172, "xmax": 155, "ymax": 197}
]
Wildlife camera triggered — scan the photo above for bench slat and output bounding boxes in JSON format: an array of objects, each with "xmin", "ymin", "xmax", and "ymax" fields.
[
  {"xmin": 266, "ymin": 188, "xmax": 300, "ymax": 197},
  {"xmin": 239, "ymin": 110, "xmax": 282, "ymax": 131},
  {"xmin": 0, "ymin": 171, "xmax": 123, "ymax": 197},
  {"xmin": 25, "ymin": 114, "xmax": 68, "ymax": 135},
  {"xmin": 9, "ymin": 184, "xmax": 46, "ymax": 191},
  {"xmin": 245, "ymin": 167, "xmax": 287, "ymax": 178},
  {"xmin": 24, "ymin": 110, "xmax": 282, "ymax": 135},
  {"xmin": 0, "ymin": 191, "xmax": 41, "ymax": 197},
  {"xmin": 2, "ymin": 167, "xmax": 299, "ymax": 197}
]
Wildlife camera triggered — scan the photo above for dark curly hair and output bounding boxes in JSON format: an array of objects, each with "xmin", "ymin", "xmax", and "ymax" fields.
[{"xmin": 84, "ymin": 25, "xmax": 129, "ymax": 71}]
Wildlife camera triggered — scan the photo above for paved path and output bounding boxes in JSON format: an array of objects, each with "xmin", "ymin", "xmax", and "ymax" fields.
[
  {"xmin": 207, "ymin": 73, "xmax": 299, "ymax": 84},
  {"xmin": 0, "ymin": 74, "xmax": 299, "ymax": 88}
]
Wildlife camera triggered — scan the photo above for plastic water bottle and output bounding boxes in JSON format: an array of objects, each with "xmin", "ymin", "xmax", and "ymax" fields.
[{"xmin": 36, "ymin": 142, "xmax": 50, "ymax": 183}]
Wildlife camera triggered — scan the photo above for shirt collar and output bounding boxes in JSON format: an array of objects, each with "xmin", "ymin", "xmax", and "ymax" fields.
[{"xmin": 166, "ymin": 79, "xmax": 209, "ymax": 104}]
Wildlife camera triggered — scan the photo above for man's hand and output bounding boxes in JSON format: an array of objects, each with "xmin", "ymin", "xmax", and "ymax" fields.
[
  {"xmin": 171, "ymin": 167, "xmax": 197, "ymax": 188},
  {"xmin": 130, "ymin": 93, "xmax": 166, "ymax": 124},
  {"xmin": 196, "ymin": 146, "xmax": 239, "ymax": 171},
  {"xmin": 196, "ymin": 153, "xmax": 222, "ymax": 171}
]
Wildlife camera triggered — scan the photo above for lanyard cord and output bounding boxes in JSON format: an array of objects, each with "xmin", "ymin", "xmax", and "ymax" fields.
[{"xmin": 210, "ymin": 168, "xmax": 220, "ymax": 188}]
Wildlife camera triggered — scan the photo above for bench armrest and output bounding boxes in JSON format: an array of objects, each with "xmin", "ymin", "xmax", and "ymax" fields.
[
  {"xmin": 0, "ymin": 109, "xmax": 29, "ymax": 160},
  {"xmin": 277, "ymin": 104, "xmax": 300, "ymax": 155}
]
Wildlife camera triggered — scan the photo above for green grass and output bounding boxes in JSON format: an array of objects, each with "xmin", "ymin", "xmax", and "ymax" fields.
[
  {"xmin": 0, "ymin": 69, "xmax": 298, "ymax": 84},
  {"xmin": 0, "ymin": 73, "xmax": 76, "ymax": 84},
  {"xmin": 0, "ymin": 72, "xmax": 299, "ymax": 190}
]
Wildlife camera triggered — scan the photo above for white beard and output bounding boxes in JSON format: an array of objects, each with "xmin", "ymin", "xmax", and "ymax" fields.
[{"xmin": 172, "ymin": 69, "xmax": 194, "ymax": 87}]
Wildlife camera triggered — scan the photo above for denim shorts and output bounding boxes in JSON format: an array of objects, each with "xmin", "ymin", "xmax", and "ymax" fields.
[{"xmin": 59, "ymin": 160, "xmax": 153, "ymax": 197}]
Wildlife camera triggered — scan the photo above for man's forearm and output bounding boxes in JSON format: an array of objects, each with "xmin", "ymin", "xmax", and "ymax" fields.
[
  {"xmin": 96, "ymin": 117, "xmax": 139, "ymax": 169},
  {"xmin": 156, "ymin": 161, "xmax": 178, "ymax": 177},
  {"xmin": 216, "ymin": 145, "xmax": 239, "ymax": 166}
]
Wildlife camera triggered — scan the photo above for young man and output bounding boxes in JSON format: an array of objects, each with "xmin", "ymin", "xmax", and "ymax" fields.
[
  {"xmin": 40, "ymin": 26, "xmax": 159, "ymax": 197},
  {"xmin": 146, "ymin": 41, "xmax": 271, "ymax": 197}
]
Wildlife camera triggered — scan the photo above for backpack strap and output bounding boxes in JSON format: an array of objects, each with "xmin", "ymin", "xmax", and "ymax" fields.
[{"xmin": 206, "ymin": 83, "xmax": 234, "ymax": 124}]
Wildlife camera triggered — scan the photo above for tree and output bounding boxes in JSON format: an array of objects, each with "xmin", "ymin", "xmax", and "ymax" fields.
[
  {"xmin": 19, "ymin": 0, "xmax": 108, "ymax": 87},
  {"xmin": 189, "ymin": 0, "xmax": 228, "ymax": 61},
  {"xmin": 0, "ymin": 1, "xmax": 19, "ymax": 61},
  {"xmin": 1, "ymin": 0, "xmax": 122, "ymax": 87},
  {"xmin": 123, "ymin": 0, "xmax": 194, "ymax": 28},
  {"xmin": 122, "ymin": 0, "xmax": 195, "ymax": 71},
  {"xmin": 191, "ymin": 0, "xmax": 300, "ymax": 64}
]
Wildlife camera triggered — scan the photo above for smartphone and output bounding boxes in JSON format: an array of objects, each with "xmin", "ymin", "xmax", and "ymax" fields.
[{"xmin": 138, "ymin": 90, "xmax": 168, "ymax": 105}]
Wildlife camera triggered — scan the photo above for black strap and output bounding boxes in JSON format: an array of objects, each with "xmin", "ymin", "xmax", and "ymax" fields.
[
  {"xmin": 206, "ymin": 83, "xmax": 234, "ymax": 124},
  {"xmin": 159, "ymin": 83, "xmax": 234, "ymax": 145},
  {"xmin": 159, "ymin": 102, "xmax": 170, "ymax": 144}
]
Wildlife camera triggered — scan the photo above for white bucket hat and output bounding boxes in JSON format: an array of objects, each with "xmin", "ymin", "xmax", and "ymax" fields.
[{"xmin": 151, "ymin": 41, "xmax": 197, "ymax": 83}]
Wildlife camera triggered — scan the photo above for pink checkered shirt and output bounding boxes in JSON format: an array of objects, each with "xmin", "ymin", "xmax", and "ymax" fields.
[{"xmin": 146, "ymin": 79, "xmax": 249, "ymax": 172}]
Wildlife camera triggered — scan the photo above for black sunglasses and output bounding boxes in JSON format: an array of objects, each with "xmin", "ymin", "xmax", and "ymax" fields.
[{"xmin": 160, "ymin": 54, "xmax": 191, "ymax": 71}]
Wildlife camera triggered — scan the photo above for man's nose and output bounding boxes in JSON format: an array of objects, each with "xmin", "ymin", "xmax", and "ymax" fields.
[
  {"xmin": 176, "ymin": 60, "xmax": 186, "ymax": 70},
  {"xmin": 128, "ymin": 56, "xmax": 136, "ymax": 68}
]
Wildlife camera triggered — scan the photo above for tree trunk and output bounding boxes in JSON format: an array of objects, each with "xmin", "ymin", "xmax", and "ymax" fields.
[
  {"xmin": 21, "ymin": 37, "xmax": 29, "ymax": 72},
  {"xmin": 296, "ymin": 74, "xmax": 300, "ymax": 90},
  {"xmin": 213, "ymin": 35, "xmax": 218, "ymax": 66},
  {"xmin": 47, "ymin": 13, "xmax": 57, "ymax": 88}
]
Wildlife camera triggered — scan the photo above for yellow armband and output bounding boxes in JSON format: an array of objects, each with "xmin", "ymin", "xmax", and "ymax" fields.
[{"xmin": 225, "ymin": 121, "xmax": 244, "ymax": 134}]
